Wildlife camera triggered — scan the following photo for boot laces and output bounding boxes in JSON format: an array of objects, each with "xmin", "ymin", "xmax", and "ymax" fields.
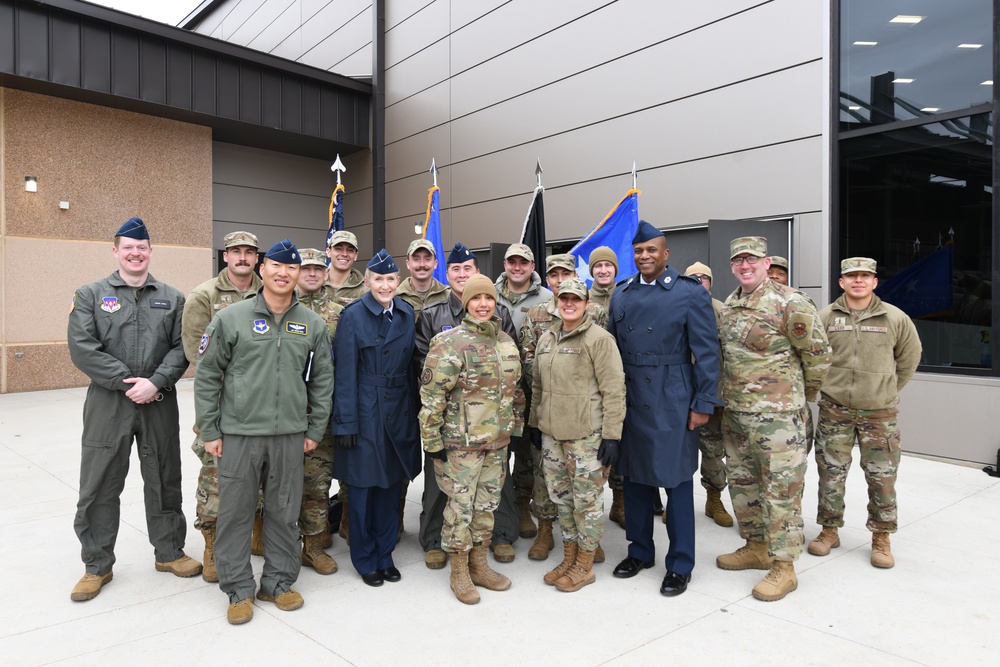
[{"xmin": 873, "ymin": 533, "xmax": 890, "ymax": 554}]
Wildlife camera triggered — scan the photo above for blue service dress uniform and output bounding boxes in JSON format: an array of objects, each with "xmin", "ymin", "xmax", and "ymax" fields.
[
  {"xmin": 607, "ymin": 266, "xmax": 721, "ymax": 575},
  {"xmin": 332, "ymin": 293, "xmax": 422, "ymax": 575}
]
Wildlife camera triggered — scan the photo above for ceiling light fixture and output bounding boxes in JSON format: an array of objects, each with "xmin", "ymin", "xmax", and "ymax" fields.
[
  {"xmin": 889, "ymin": 15, "xmax": 924, "ymax": 24},
  {"xmin": 892, "ymin": 78, "xmax": 914, "ymax": 84},
  {"xmin": 982, "ymin": 80, "xmax": 994, "ymax": 85},
  {"xmin": 853, "ymin": 41, "xmax": 878, "ymax": 46},
  {"xmin": 958, "ymin": 43, "xmax": 982, "ymax": 49},
  {"xmin": 921, "ymin": 107, "xmax": 940, "ymax": 112}
]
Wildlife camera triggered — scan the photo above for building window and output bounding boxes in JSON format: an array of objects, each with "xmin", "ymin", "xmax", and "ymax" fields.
[{"xmin": 837, "ymin": 0, "xmax": 997, "ymax": 372}]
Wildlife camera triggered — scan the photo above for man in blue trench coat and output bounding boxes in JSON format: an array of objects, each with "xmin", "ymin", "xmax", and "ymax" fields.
[
  {"xmin": 332, "ymin": 250, "xmax": 422, "ymax": 586},
  {"xmin": 607, "ymin": 221, "xmax": 721, "ymax": 597}
]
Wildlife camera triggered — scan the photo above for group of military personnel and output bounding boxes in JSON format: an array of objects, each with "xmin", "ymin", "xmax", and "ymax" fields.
[{"xmin": 66, "ymin": 214, "xmax": 921, "ymax": 620}]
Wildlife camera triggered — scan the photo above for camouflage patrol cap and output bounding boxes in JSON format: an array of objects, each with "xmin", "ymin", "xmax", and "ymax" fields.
[
  {"xmin": 840, "ymin": 257, "xmax": 877, "ymax": 274},
  {"xmin": 407, "ymin": 238, "xmax": 436, "ymax": 257},
  {"xmin": 299, "ymin": 248, "xmax": 327, "ymax": 267},
  {"xmin": 546, "ymin": 253, "xmax": 576, "ymax": 274},
  {"xmin": 729, "ymin": 236, "xmax": 768, "ymax": 259},
  {"xmin": 504, "ymin": 243, "xmax": 534, "ymax": 262},
  {"xmin": 769, "ymin": 256, "xmax": 789, "ymax": 271},
  {"xmin": 556, "ymin": 277, "xmax": 589, "ymax": 300},
  {"xmin": 223, "ymin": 231, "xmax": 259, "ymax": 249},
  {"xmin": 327, "ymin": 230, "xmax": 359, "ymax": 249},
  {"xmin": 684, "ymin": 261, "xmax": 713, "ymax": 282}
]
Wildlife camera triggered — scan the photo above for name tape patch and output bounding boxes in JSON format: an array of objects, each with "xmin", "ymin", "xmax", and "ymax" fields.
[
  {"xmin": 150, "ymin": 299, "xmax": 170, "ymax": 309},
  {"xmin": 285, "ymin": 321, "xmax": 308, "ymax": 335}
]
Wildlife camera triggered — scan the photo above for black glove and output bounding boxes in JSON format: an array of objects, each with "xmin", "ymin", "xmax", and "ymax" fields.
[
  {"xmin": 334, "ymin": 434, "xmax": 357, "ymax": 449},
  {"xmin": 528, "ymin": 427, "xmax": 543, "ymax": 450},
  {"xmin": 597, "ymin": 439, "xmax": 619, "ymax": 467},
  {"xmin": 427, "ymin": 449, "xmax": 448, "ymax": 461}
]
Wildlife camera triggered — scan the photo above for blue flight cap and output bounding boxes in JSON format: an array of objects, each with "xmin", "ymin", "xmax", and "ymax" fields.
[
  {"xmin": 632, "ymin": 220, "xmax": 663, "ymax": 244},
  {"xmin": 447, "ymin": 242, "xmax": 476, "ymax": 265},
  {"xmin": 366, "ymin": 248, "xmax": 398, "ymax": 274},
  {"xmin": 115, "ymin": 217, "xmax": 149, "ymax": 240},
  {"xmin": 264, "ymin": 239, "xmax": 301, "ymax": 264}
]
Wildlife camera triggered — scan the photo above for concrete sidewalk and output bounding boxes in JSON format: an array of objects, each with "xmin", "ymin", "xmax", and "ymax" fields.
[{"xmin": 1, "ymin": 380, "xmax": 997, "ymax": 666}]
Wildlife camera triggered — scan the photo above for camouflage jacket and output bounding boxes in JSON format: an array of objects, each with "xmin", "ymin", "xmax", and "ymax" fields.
[
  {"xmin": 182, "ymin": 269, "xmax": 262, "ymax": 363},
  {"xmin": 719, "ymin": 278, "xmax": 832, "ymax": 412},
  {"xmin": 528, "ymin": 314, "xmax": 625, "ymax": 441},
  {"xmin": 418, "ymin": 313, "xmax": 525, "ymax": 452},
  {"xmin": 395, "ymin": 276, "xmax": 450, "ymax": 320},
  {"xmin": 519, "ymin": 296, "xmax": 608, "ymax": 384},
  {"xmin": 495, "ymin": 272, "xmax": 551, "ymax": 333},
  {"xmin": 819, "ymin": 294, "xmax": 922, "ymax": 410},
  {"xmin": 589, "ymin": 283, "xmax": 616, "ymax": 313},
  {"xmin": 298, "ymin": 288, "xmax": 344, "ymax": 338},
  {"xmin": 324, "ymin": 268, "xmax": 368, "ymax": 307}
]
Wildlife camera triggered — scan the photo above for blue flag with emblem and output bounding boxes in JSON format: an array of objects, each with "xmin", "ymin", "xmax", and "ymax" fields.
[
  {"xmin": 422, "ymin": 185, "xmax": 448, "ymax": 284},
  {"xmin": 569, "ymin": 189, "xmax": 640, "ymax": 287},
  {"xmin": 875, "ymin": 245, "xmax": 954, "ymax": 319},
  {"xmin": 325, "ymin": 183, "xmax": 346, "ymax": 267}
]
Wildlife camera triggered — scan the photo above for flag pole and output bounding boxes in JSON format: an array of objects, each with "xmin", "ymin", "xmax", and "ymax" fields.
[{"xmin": 632, "ymin": 161, "xmax": 637, "ymax": 190}]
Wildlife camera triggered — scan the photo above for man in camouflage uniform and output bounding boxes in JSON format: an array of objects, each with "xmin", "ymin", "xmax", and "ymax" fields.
[
  {"xmin": 768, "ymin": 256, "xmax": 790, "ymax": 286},
  {"xmin": 418, "ymin": 275, "xmax": 525, "ymax": 604},
  {"xmin": 716, "ymin": 236, "xmax": 831, "ymax": 602},
  {"xmin": 396, "ymin": 238, "xmax": 450, "ymax": 319},
  {"xmin": 295, "ymin": 248, "xmax": 343, "ymax": 575},
  {"xmin": 683, "ymin": 261, "xmax": 734, "ymax": 528},
  {"xmin": 181, "ymin": 230, "xmax": 262, "ymax": 582},
  {"xmin": 323, "ymin": 229, "xmax": 369, "ymax": 541},
  {"xmin": 808, "ymin": 257, "xmax": 921, "ymax": 569},
  {"xmin": 519, "ymin": 253, "xmax": 608, "ymax": 561},
  {"xmin": 495, "ymin": 242, "xmax": 552, "ymax": 540}
]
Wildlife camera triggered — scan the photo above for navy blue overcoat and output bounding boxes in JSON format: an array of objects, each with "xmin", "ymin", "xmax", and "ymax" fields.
[
  {"xmin": 332, "ymin": 293, "xmax": 421, "ymax": 488},
  {"xmin": 607, "ymin": 266, "xmax": 721, "ymax": 488}
]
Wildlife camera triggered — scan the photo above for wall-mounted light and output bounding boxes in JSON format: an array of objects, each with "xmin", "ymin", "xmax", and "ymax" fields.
[
  {"xmin": 59, "ymin": 201, "xmax": 70, "ymax": 210},
  {"xmin": 414, "ymin": 223, "xmax": 423, "ymax": 235},
  {"xmin": 24, "ymin": 176, "xmax": 38, "ymax": 192}
]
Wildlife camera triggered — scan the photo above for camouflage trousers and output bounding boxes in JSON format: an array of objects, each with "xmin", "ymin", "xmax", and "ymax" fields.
[
  {"xmin": 699, "ymin": 408, "xmax": 727, "ymax": 493},
  {"xmin": 541, "ymin": 432, "xmax": 609, "ymax": 551},
  {"xmin": 814, "ymin": 400, "xmax": 900, "ymax": 533},
  {"xmin": 192, "ymin": 436, "xmax": 264, "ymax": 530},
  {"xmin": 434, "ymin": 448, "xmax": 507, "ymax": 553},
  {"xmin": 299, "ymin": 433, "xmax": 335, "ymax": 536},
  {"xmin": 511, "ymin": 436, "xmax": 558, "ymax": 519},
  {"xmin": 723, "ymin": 410, "xmax": 808, "ymax": 562}
]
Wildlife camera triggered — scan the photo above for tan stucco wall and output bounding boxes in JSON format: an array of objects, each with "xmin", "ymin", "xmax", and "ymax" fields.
[{"xmin": 1, "ymin": 89, "xmax": 214, "ymax": 393}]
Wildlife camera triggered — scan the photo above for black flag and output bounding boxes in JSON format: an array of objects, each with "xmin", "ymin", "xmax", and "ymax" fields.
[{"xmin": 519, "ymin": 185, "xmax": 546, "ymax": 267}]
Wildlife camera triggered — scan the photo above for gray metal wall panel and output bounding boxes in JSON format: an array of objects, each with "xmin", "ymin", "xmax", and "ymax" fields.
[
  {"xmin": 450, "ymin": 0, "xmax": 505, "ymax": 32},
  {"xmin": 795, "ymin": 212, "xmax": 826, "ymax": 289},
  {"xmin": 261, "ymin": 69, "xmax": 282, "ymax": 125},
  {"xmin": 298, "ymin": 8, "xmax": 372, "ymax": 74},
  {"xmin": 112, "ymin": 31, "xmax": 140, "ymax": 98},
  {"xmin": 385, "ymin": 78, "xmax": 448, "ymax": 144},
  {"xmin": 212, "ymin": 0, "xmax": 269, "ymax": 42},
  {"xmin": 386, "ymin": 0, "xmax": 431, "ymax": 30},
  {"xmin": 281, "ymin": 76, "xmax": 302, "ymax": 131},
  {"xmin": 216, "ymin": 58, "xmax": 240, "ymax": 118},
  {"xmin": 140, "ymin": 37, "xmax": 167, "ymax": 104},
  {"xmin": 226, "ymin": 0, "xmax": 295, "ymax": 47},
  {"xmin": 50, "ymin": 15, "xmax": 81, "ymax": 87},
  {"xmin": 328, "ymin": 45, "xmax": 373, "ymax": 77},
  {"xmin": 385, "ymin": 122, "xmax": 448, "ymax": 183},
  {"xmin": 191, "ymin": 0, "xmax": 239, "ymax": 37},
  {"xmin": 0, "ymin": 3, "xmax": 13, "ymax": 73},
  {"xmin": 214, "ymin": 141, "xmax": 333, "ymax": 192},
  {"xmin": 385, "ymin": 39, "xmax": 447, "ymax": 106},
  {"xmin": 16, "ymin": 6, "xmax": 48, "ymax": 79},
  {"xmin": 238, "ymin": 64, "xmax": 261, "ymax": 123},
  {"xmin": 81, "ymin": 22, "xmax": 111, "ymax": 92},
  {"xmin": 270, "ymin": 0, "xmax": 370, "ymax": 63},
  {"xmin": 384, "ymin": 0, "xmax": 447, "ymax": 68},
  {"xmin": 191, "ymin": 50, "xmax": 217, "ymax": 114},
  {"xmin": 166, "ymin": 45, "xmax": 193, "ymax": 108},
  {"xmin": 246, "ymin": 2, "xmax": 301, "ymax": 54}
]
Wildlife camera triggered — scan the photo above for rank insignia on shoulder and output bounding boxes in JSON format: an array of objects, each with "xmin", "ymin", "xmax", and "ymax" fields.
[
  {"xmin": 286, "ymin": 321, "xmax": 307, "ymax": 335},
  {"xmin": 101, "ymin": 297, "xmax": 120, "ymax": 313},
  {"xmin": 253, "ymin": 319, "xmax": 270, "ymax": 334},
  {"xmin": 198, "ymin": 333, "xmax": 210, "ymax": 355},
  {"xmin": 420, "ymin": 368, "xmax": 433, "ymax": 385}
]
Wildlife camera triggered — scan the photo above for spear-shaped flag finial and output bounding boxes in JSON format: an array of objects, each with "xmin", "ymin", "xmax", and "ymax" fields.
[
  {"xmin": 535, "ymin": 158, "xmax": 543, "ymax": 188},
  {"xmin": 632, "ymin": 161, "xmax": 637, "ymax": 190},
  {"xmin": 331, "ymin": 154, "xmax": 346, "ymax": 186},
  {"xmin": 429, "ymin": 158, "xmax": 438, "ymax": 188}
]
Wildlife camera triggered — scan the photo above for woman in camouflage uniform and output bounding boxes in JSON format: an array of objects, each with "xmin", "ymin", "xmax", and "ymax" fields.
[
  {"xmin": 418, "ymin": 275, "xmax": 525, "ymax": 605},
  {"xmin": 527, "ymin": 278, "xmax": 625, "ymax": 592}
]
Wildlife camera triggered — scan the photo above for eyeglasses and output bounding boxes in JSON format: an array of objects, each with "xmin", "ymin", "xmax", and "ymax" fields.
[
  {"xmin": 730, "ymin": 256, "xmax": 760, "ymax": 266},
  {"xmin": 692, "ymin": 274, "xmax": 711, "ymax": 283}
]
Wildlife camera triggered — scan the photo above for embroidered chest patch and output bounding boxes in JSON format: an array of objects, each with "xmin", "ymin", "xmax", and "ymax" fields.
[
  {"xmin": 101, "ymin": 297, "xmax": 120, "ymax": 313},
  {"xmin": 253, "ymin": 319, "xmax": 270, "ymax": 334},
  {"xmin": 285, "ymin": 322, "xmax": 307, "ymax": 335}
]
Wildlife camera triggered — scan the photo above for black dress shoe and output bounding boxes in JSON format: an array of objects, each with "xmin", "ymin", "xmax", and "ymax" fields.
[
  {"xmin": 380, "ymin": 567, "xmax": 401, "ymax": 583},
  {"xmin": 361, "ymin": 571, "xmax": 384, "ymax": 587},
  {"xmin": 612, "ymin": 556, "xmax": 655, "ymax": 578},
  {"xmin": 660, "ymin": 571, "xmax": 691, "ymax": 597}
]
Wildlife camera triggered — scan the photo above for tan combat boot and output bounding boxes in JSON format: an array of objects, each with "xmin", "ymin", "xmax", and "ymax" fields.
[
  {"xmin": 302, "ymin": 533, "xmax": 338, "ymax": 574},
  {"xmin": 544, "ymin": 540, "xmax": 578, "ymax": 585},
  {"xmin": 528, "ymin": 518, "xmax": 555, "ymax": 560},
  {"xmin": 256, "ymin": 588, "xmax": 304, "ymax": 611},
  {"xmin": 807, "ymin": 527, "xmax": 840, "ymax": 556},
  {"xmin": 227, "ymin": 598, "xmax": 254, "ymax": 625},
  {"xmin": 449, "ymin": 551, "xmax": 480, "ymax": 605},
  {"xmin": 594, "ymin": 543, "xmax": 605, "ymax": 563},
  {"xmin": 469, "ymin": 541, "xmax": 512, "ymax": 591},
  {"xmin": 752, "ymin": 560, "xmax": 798, "ymax": 601},
  {"xmin": 716, "ymin": 539, "xmax": 772, "ymax": 570},
  {"xmin": 201, "ymin": 527, "xmax": 219, "ymax": 583},
  {"xmin": 70, "ymin": 572, "xmax": 113, "ymax": 602},
  {"xmin": 489, "ymin": 542, "xmax": 515, "ymax": 563},
  {"xmin": 555, "ymin": 547, "xmax": 597, "ymax": 592},
  {"xmin": 609, "ymin": 489, "xmax": 625, "ymax": 528},
  {"xmin": 251, "ymin": 515, "xmax": 264, "ymax": 556},
  {"xmin": 425, "ymin": 548, "xmax": 447, "ymax": 569},
  {"xmin": 517, "ymin": 496, "xmax": 537, "ymax": 538},
  {"xmin": 705, "ymin": 488, "xmax": 734, "ymax": 527},
  {"xmin": 871, "ymin": 531, "xmax": 895, "ymax": 568},
  {"xmin": 155, "ymin": 554, "xmax": 203, "ymax": 577},
  {"xmin": 338, "ymin": 500, "xmax": 350, "ymax": 544}
]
